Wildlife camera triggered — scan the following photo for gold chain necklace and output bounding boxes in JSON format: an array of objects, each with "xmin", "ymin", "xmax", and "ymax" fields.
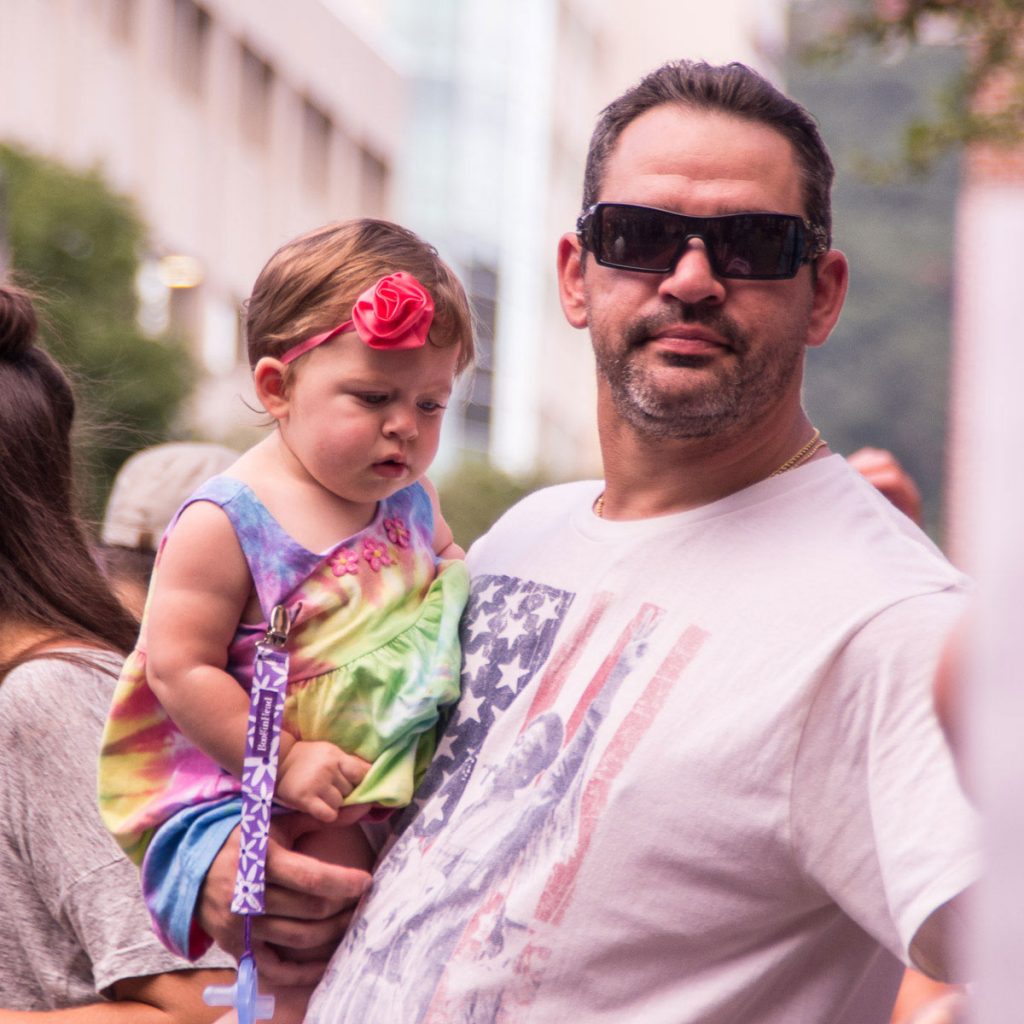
[
  {"xmin": 593, "ymin": 428, "xmax": 826, "ymax": 518},
  {"xmin": 768, "ymin": 428, "xmax": 825, "ymax": 477}
]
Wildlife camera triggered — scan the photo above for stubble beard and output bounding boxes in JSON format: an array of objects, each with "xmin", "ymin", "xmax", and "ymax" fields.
[{"xmin": 593, "ymin": 305, "xmax": 806, "ymax": 441}]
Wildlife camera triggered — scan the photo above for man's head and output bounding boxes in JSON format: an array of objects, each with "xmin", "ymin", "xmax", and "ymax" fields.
[
  {"xmin": 558, "ymin": 62, "xmax": 848, "ymax": 447},
  {"xmin": 582, "ymin": 60, "xmax": 835, "ymax": 247}
]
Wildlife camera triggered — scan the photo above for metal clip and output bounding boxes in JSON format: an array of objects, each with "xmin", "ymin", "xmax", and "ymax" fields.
[{"xmin": 260, "ymin": 604, "xmax": 291, "ymax": 649}]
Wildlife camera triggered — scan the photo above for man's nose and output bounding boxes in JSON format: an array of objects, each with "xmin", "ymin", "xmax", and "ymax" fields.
[{"xmin": 657, "ymin": 238, "xmax": 727, "ymax": 306}]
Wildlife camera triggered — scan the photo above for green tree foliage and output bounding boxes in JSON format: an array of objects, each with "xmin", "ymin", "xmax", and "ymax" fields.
[
  {"xmin": 438, "ymin": 456, "xmax": 549, "ymax": 551},
  {"xmin": 806, "ymin": 0, "xmax": 1024, "ymax": 174},
  {"xmin": 787, "ymin": 9, "xmax": 961, "ymax": 536},
  {"xmin": 0, "ymin": 143, "xmax": 194, "ymax": 520}
]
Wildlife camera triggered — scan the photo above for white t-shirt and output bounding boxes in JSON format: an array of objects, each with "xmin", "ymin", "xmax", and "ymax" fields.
[{"xmin": 308, "ymin": 456, "xmax": 979, "ymax": 1024}]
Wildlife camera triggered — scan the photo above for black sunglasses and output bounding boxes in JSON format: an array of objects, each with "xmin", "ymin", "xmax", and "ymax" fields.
[{"xmin": 576, "ymin": 202, "xmax": 830, "ymax": 280}]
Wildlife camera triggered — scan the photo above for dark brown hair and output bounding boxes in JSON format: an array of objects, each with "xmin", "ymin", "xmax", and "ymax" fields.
[
  {"xmin": 245, "ymin": 218, "xmax": 475, "ymax": 375},
  {"xmin": 0, "ymin": 284, "xmax": 139, "ymax": 678},
  {"xmin": 582, "ymin": 60, "xmax": 835, "ymax": 244}
]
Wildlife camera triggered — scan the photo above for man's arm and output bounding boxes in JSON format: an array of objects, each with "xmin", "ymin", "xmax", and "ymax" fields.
[{"xmin": 197, "ymin": 813, "xmax": 373, "ymax": 987}]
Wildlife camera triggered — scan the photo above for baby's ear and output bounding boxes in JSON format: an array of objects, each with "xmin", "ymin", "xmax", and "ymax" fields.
[{"xmin": 253, "ymin": 357, "xmax": 290, "ymax": 418}]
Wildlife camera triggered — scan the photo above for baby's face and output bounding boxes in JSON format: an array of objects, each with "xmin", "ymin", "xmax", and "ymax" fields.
[{"xmin": 280, "ymin": 330, "xmax": 459, "ymax": 505}]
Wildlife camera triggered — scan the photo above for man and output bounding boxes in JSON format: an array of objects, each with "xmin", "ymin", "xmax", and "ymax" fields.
[{"xmin": 198, "ymin": 61, "xmax": 977, "ymax": 1023}]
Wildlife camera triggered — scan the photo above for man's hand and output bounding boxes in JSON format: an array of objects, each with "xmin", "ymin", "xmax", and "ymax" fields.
[
  {"xmin": 197, "ymin": 812, "xmax": 373, "ymax": 987},
  {"xmin": 276, "ymin": 740, "xmax": 369, "ymax": 822}
]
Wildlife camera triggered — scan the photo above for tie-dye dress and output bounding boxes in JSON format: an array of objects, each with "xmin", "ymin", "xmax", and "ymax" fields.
[{"xmin": 98, "ymin": 475, "xmax": 468, "ymax": 870}]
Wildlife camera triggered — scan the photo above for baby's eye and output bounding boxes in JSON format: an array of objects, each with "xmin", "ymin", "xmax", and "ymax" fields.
[
  {"xmin": 356, "ymin": 393, "xmax": 389, "ymax": 406},
  {"xmin": 418, "ymin": 399, "xmax": 447, "ymax": 414}
]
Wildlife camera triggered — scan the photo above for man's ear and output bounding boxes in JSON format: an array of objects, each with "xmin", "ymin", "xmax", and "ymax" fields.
[
  {"xmin": 253, "ymin": 357, "xmax": 290, "ymax": 419},
  {"xmin": 557, "ymin": 233, "xmax": 589, "ymax": 329},
  {"xmin": 806, "ymin": 249, "xmax": 849, "ymax": 350}
]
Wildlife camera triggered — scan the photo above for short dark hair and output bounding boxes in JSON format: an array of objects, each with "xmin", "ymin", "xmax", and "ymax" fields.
[{"xmin": 582, "ymin": 60, "xmax": 835, "ymax": 245}]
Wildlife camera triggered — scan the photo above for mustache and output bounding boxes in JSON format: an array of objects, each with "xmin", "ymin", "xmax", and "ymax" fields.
[{"xmin": 625, "ymin": 305, "xmax": 746, "ymax": 354}]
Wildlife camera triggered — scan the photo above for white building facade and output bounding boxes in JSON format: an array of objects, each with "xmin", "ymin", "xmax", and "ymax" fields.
[
  {"xmin": 337, "ymin": 0, "xmax": 785, "ymax": 480},
  {"xmin": 1, "ymin": 0, "xmax": 782, "ymax": 477},
  {"xmin": 0, "ymin": 0, "xmax": 404, "ymax": 443}
]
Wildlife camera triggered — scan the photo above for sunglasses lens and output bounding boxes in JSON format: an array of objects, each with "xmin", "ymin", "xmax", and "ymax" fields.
[
  {"xmin": 596, "ymin": 205, "xmax": 685, "ymax": 272},
  {"xmin": 589, "ymin": 205, "xmax": 806, "ymax": 279},
  {"xmin": 708, "ymin": 215, "xmax": 802, "ymax": 279}
]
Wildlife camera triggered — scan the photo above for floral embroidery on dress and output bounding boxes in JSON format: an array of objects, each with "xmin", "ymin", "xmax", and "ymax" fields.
[
  {"xmin": 362, "ymin": 536, "xmax": 393, "ymax": 572},
  {"xmin": 330, "ymin": 547, "xmax": 360, "ymax": 577},
  {"xmin": 383, "ymin": 516, "xmax": 411, "ymax": 548}
]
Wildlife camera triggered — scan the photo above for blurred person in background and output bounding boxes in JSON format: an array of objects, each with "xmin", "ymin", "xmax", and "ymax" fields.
[
  {"xmin": 0, "ymin": 282, "xmax": 233, "ymax": 1021},
  {"xmin": 95, "ymin": 442, "xmax": 239, "ymax": 618}
]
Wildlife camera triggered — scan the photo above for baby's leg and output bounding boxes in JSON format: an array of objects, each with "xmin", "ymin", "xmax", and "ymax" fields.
[{"xmin": 286, "ymin": 818, "xmax": 375, "ymax": 964}]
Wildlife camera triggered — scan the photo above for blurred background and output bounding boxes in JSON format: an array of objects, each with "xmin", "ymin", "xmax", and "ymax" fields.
[{"xmin": 0, "ymin": 0, "xmax": 1016, "ymax": 564}]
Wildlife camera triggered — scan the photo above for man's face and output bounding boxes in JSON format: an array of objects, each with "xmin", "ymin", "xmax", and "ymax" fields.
[{"xmin": 574, "ymin": 105, "xmax": 825, "ymax": 441}]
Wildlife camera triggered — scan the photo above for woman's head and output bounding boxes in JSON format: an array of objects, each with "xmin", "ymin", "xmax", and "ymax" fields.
[
  {"xmin": 245, "ymin": 219, "xmax": 476, "ymax": 376},
  {"xmin": 0, "ymin": 286, "xmax": 76, "ymax": 511},
  {"xmin": 0, "ymin": 284, "xmax": 139, "ymax": 674}
]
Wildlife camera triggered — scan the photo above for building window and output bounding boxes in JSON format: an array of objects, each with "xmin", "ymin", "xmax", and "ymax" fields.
[
  {"xmin": 359, "ymin": 146, "xmax": 389, "ymax": 216},
  {"xmin": 202, "ymin": 295, "xmax": 243, "ymax": 376},
  {"xmin": 462, "ymin": 262, "xmax": 496, "ymax": 452},
  {"xmin": 302, "ymin": 98, "xmax": 332, "ymax": 195},
  {"xmin": 239, "ymin": 44, "xmax": 273, "ymax": 147},
  {"xmin": 171, "ymin": 0, "xmax": 211, "ymax": 96}
]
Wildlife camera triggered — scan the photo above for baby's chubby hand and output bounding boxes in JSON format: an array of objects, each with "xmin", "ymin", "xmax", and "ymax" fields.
[{"xmin": 276, "ymin": 740, "xmax": 370, "ymax": 822}]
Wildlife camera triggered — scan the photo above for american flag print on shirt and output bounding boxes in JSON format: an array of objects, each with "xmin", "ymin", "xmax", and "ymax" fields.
[{"xmin": 306, "ymin": 574, "xmax": 708, "ymax": 1024}]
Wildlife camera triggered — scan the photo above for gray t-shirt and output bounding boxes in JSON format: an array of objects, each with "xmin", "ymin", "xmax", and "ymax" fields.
[{"xmin": 0, "ymin": 650, "xmax": 232, "ymax": 1010}]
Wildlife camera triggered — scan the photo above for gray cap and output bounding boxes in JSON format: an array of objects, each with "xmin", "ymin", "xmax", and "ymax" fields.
[{"xmin": 101, "ymin": 442, "xmax": 239, "ymax": 550}]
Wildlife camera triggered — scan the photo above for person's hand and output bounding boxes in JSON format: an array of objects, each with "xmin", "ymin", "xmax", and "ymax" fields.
[
  {"xmin": 276, "ymin": 740, "xmax": 369, "ymax": 821},
  {"xmin": 197, "ymin": 811, "xmax": 374, "ymax": 987},
  {"xmin": 848, "ymin": 446, "xmax": 923, "ymax": 525},
  {"xmin": 902, "ymin": 991, "xmax": 969, "ymax": 1024}
]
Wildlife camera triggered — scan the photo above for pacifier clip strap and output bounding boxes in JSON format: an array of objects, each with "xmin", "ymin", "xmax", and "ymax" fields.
[
  {"xmin": 206, "ymin": 606, "xmax": 293, "ymax": 1024},
  {"xmin": 232, "ymin": 606, "xmax": 291, "ymax": 916}
]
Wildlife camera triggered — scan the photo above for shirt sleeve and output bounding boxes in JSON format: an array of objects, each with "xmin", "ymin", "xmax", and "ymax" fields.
[
  {"xmin": 791, "ymin": 589, "xmax": 981, "ymax": 970},
  {"xmin": 2, "ymin": 658, "xmax": 233, "ymax": 994}
]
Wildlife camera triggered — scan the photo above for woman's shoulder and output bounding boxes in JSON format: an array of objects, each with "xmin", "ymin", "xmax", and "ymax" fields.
[{"xmin": 0, "ymin": 650, "xmax": 123, "ymax": 733}]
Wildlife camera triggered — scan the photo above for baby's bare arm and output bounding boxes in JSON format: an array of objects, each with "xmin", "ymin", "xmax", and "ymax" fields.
[
  {"xmin": 145, "ymin": 502, "xmax": 269, "ymax": 777},
  {"xmin": 421, "ymin": 476, "xmax": 465, "ymax": 559}
]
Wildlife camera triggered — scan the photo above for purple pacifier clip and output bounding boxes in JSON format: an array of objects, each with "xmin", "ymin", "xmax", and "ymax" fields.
[{"xmin": 203, "ymin": 604, "xmax": 293, "ymax": 1024}]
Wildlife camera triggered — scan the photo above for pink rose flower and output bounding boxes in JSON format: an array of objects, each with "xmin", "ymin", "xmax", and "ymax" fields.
[{"xmin": 351, "ymin": 271, "xmax": 434, "ymax": 350}]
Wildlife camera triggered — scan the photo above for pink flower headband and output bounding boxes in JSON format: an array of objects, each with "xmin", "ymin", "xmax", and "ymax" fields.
[{"xmin": 280, "ymin": 271, "xmax": 435, "ymax": 365}]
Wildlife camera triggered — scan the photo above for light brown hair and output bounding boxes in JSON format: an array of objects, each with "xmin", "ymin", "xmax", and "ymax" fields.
[{"xmin": 245, "ymin": 218, "xmax": 475, "ymax": 375}]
